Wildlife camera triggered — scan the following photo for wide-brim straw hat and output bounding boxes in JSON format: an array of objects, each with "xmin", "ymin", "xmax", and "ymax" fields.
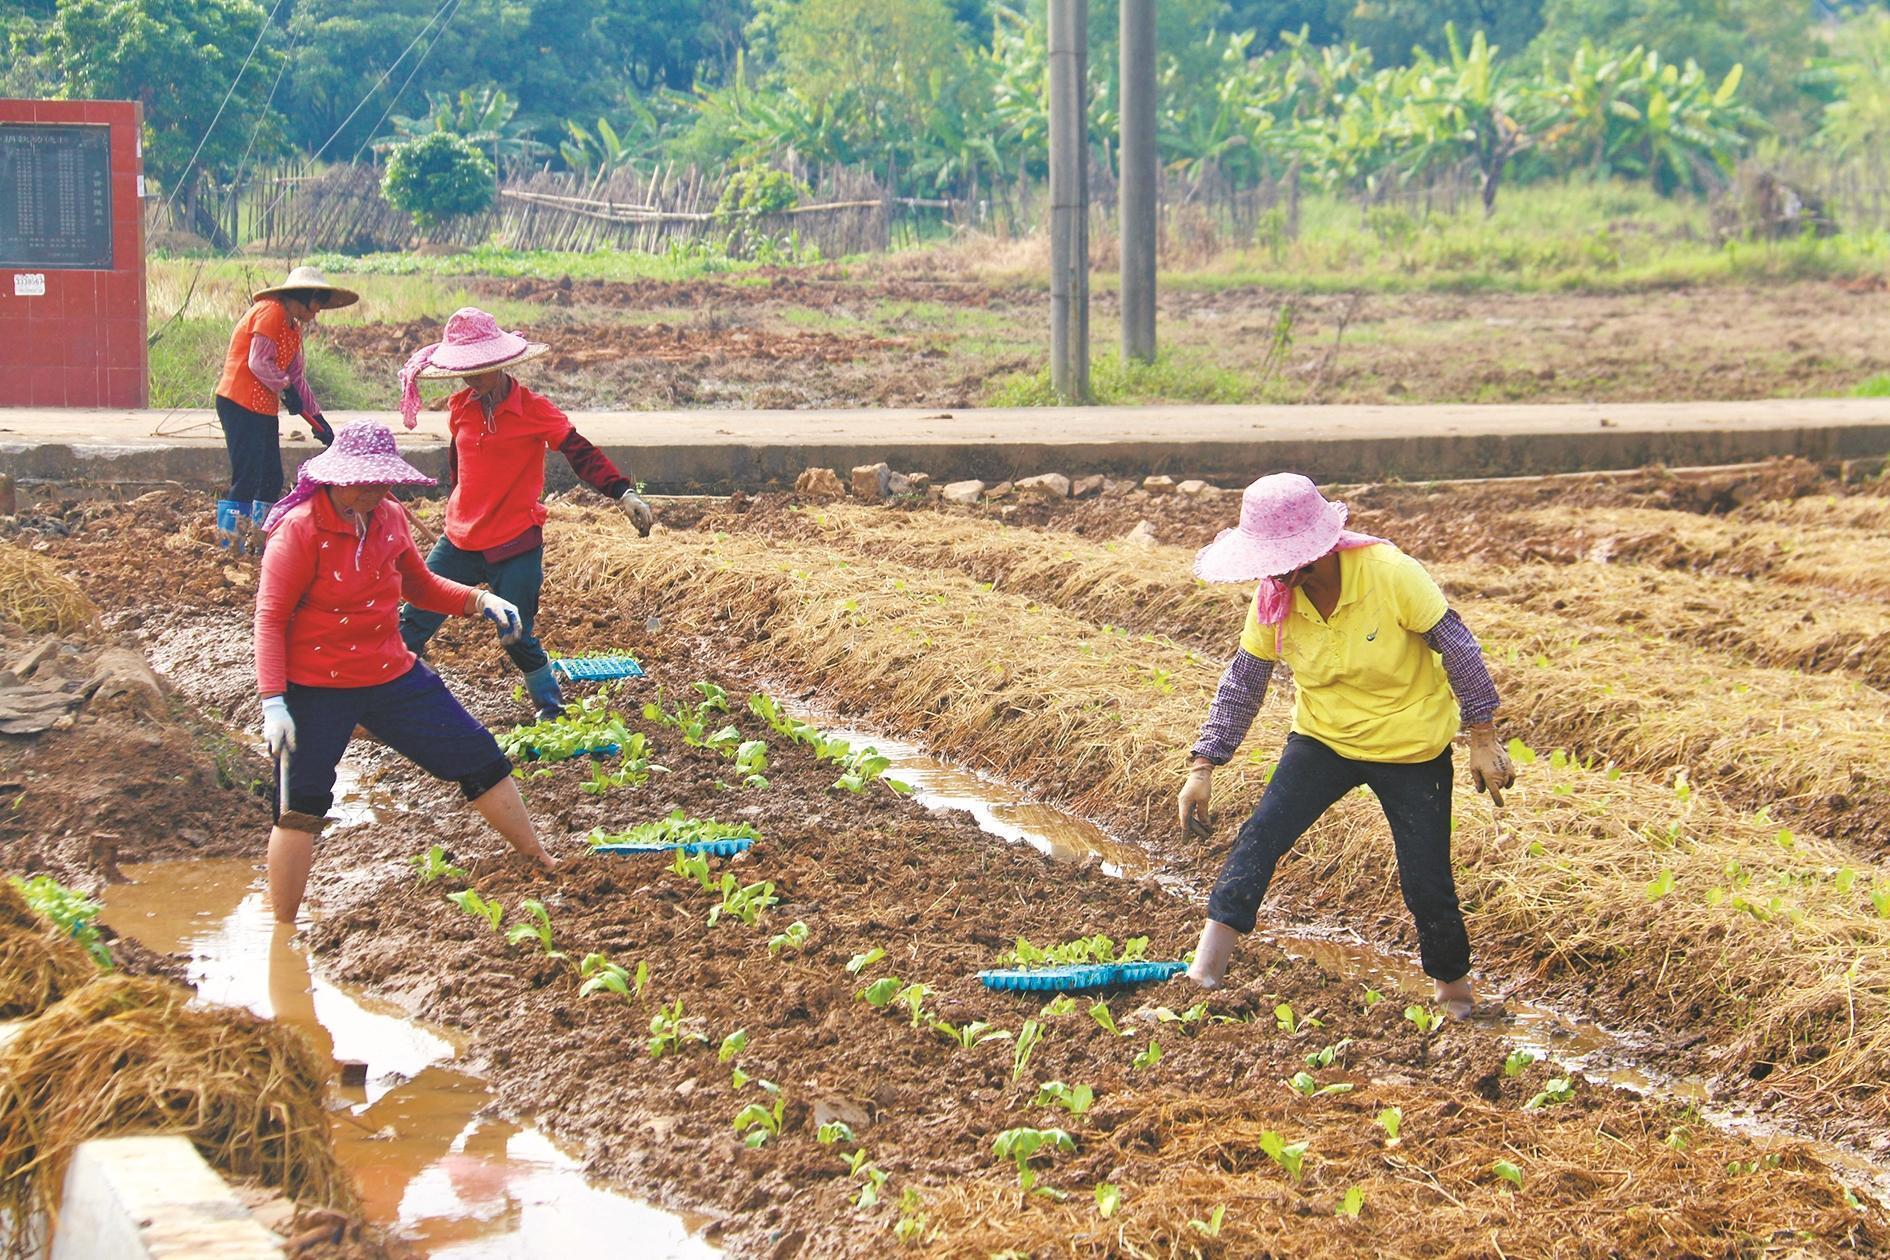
[
  {"xmin": 295, "ymin": 421, "xmax": 435, "ymax": 489},
  {"xmin": 413, "ymin": 307, "xmax": 548, "ymax": 378},
  {"xmin": 253, "ymin": 265, "xmax": 360, "ymax": 310},
  {"xmin": 1193, "ymin": 473, "xmax": 1350, "ymax": 583}
]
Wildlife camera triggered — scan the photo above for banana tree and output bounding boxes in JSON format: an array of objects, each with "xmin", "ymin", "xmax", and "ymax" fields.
[{"xmin": 1404, "ymin": 26, "xmax": 1538, "ymax": 215}]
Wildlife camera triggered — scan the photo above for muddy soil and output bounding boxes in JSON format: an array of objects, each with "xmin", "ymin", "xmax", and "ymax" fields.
[{"xmin": 18, "ymin": 492, "xmax": 1890, "ymax": 1256}]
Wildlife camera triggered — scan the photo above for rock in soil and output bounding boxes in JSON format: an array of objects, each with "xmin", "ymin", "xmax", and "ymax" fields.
[
  {"xmin": 793, "ymin": 468, "xmax": 846, "ymax": 501},
  {"xmin": 1015, "ymin": 473, "xmax": 1071, "ymax": 500},
  {"xmin": 849, "ymin": 462, "xmax": 892, "ymax": 503},
  {"xmin": 940, "ymin": 480, "xmax": 986, "ymax": 506}
]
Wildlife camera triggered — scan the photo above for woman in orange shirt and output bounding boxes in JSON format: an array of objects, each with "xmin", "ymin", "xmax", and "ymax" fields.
[
  {"xmin": 214, "ymin": 266, "xmax": 356, "ymax": 550},
  {"xmin": 395, "ymin": 308, "xmax": 653, "ymax": 720}
]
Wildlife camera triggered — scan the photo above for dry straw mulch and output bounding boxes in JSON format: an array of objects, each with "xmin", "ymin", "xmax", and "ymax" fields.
[
  {"xmin": 0, "ymin": 543, "xmax": 98, "ymax": 636},
  {"xmin": 0, "ymin": 881, "xmax": 94, "ymax": 1020},
  {"xmin": 0, "ymin": 975, "xmax": 354, "ymax": 1250}
]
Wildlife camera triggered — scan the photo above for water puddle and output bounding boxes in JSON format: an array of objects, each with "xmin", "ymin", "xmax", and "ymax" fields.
[
  {"xmin": 820, "ymin": 725, "xmax": 1153, "ymax": 878},
  {"xmin": 99, "ymin": 858, "xmax": 718, "ymax": 1258}
]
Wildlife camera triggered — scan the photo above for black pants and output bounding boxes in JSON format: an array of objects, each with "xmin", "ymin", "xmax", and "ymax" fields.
[
  {"xmin": 215, "ymin": 394, "xmax": 282, "ymax": 502},
  {"xmin": 1206, "ymin": 732, "xmax": 1469, "ymax": 982}
]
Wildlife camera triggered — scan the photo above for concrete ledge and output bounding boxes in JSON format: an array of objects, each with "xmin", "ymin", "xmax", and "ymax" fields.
[
  {"xmin": 50, "ymin": 1136, "xmax": 284, "ymax": 1260},
  {"xmin": 2, "ymin": 399, "xmax": 1888, "ymax": 497}
]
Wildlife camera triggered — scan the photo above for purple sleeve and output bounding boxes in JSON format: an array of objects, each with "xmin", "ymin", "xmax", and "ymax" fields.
[
  {"xmin": 1191, "ymin": 648, "xmax": 1275, "ymax": 765},
  {"xmin": 248, "ymin": 333, "xmax": 289, "ymax": 393},
  {"xmin": 1423, "ymin": 609, "xmax": 1500, "ymax": 726}
]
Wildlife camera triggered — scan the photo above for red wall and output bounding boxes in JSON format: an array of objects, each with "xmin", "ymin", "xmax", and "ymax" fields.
[{"xmin": 0, "ymin": 99, "xmax": 147, "ymax": 408}]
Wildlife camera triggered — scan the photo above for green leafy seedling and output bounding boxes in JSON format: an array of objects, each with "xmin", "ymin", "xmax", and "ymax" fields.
[
  {"xmin": 411, "ymin": 845, "xmax": 468, "ymax": 884},
  {"xmin": 447, "ymin": 888, "xmax": 503, "ymax": 932},
  {"xmin": 1376, "ymin": 1107, "xmax": 1403, "ymax": 1143},
  {"xmin": 1305, "ymin": 1039, "xmax": 1352, "ymax": 1070},
  {"xmin": 1404, "ymin": 1004, "xmax": 1440, "ymax": 1035},
  {"xmin": 504, "ymin": 898, "xmax": 561, "ymax": 957},
  {"xmin": 1189, "ymin": 1205, "xmax": 1226, "ymax": 1238},
  {"xmin": 1033, "ymin": 1080, "xmax": 1094, "ymax": 1117},
  {"xmin": 718, "ymin": 1028, "xmax": 748, "ymax": 1062},
  {"xmin": 1337, "ymin": 1186, "xmax": 1365, "ymax": 1219},
  {"xmin": 896, "ymin": 982, "xmax": 933, "ymax": 1029},
  {"xmin": 932, "ymin": 1019, "xmax": 1011, "ymax": 1050},
  {"xmin": 1088, "ymin": 998, "xmax": 1133, "ymax": 1038},
  {"xmin": 817, "ymin": 1121, "xmax": 856, "ymax": 1146},
  {"xmin": 860, "ymin": 976, "xmax": 903, "ymax": 1008},
  {"xmin": 854, "ymin": 1164, "xmax": 888, "ymax": 1208},
  {"xmin": 1493, "ymin": 1159, "xmax": 1523, "ymax": 1191},
  {"xmin": 9, "ymin": 874, "xmax": 112, "ymax": 968},
  {"xmin": 1525, "ymin": 1077, "xmax": 1575, "ymax": 1109},
  {"xmin": 846, "ymin": 946, "xmax": 887, "ymax": 975},
  {"xmin": 1503, "ymin": 1048, "xmax": 1538, "ymax": 1077},
  {"xmin": 577, "ymin": 953, "xmax": 631, "ymax": 998},
  {"xmin": 648, "ymin": 998, "xmax": 703, "ymax": 1059},
  {"xmin": 1132, "ymin": 1039, "xmax": 1162, "ymax": 1071},
  {"xmin": 1274, "ymin": 1002, "xmax": 1320, "ymax": 1032},
  {"xmin": 1040, "ymin": 994, "xmax": 1078, "ymax": 1017},
  {"xmin": 1012, "ymin": 1019, "xmax": 1045, "ymax": 1083},
  {"xmin": 1094, "ymin": 1182, "xmax": 1121, "ymax": 1219},
  {"xmin": 1259, "ymin": 1130, "xmax": 1308, "ymax": 1181},
  {"xmin": 768, "ymin": 921, "xmax": 809, "ymax": 955},
  {"xmin": 733, "ymin": 1093, "xmax": 785, "ymax": 1148},
  {"xmin": 1287, "ymin": 1070, "xmax": 1355, "ymax": 1099},
  {"xmin": 992, "ymin": 1126, "xmax": 1076, "ymax": 1196}
]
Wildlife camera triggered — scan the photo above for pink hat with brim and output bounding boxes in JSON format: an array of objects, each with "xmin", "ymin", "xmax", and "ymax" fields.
[
  {"xmin": 1196, "ymin": 473, "xmax": 1365, "ymax": 582},
  {"xmin": 397, "ymin": 307, "xmax": 548, "ymax": 429},
  {"xmin": 262, "ymin": 421, "xmax": 435, "ymax": 533}
]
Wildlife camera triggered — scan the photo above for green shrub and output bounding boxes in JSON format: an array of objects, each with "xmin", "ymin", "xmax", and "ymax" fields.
[{"xmin": 381, "ymin": 132, "xmax": 496, "ymax": 232}]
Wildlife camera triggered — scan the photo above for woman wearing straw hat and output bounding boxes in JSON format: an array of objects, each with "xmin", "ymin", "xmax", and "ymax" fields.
[
  {"xmin": 1179, "ymin": 473, "xmax": 1515, "ymax": 1019},
  {"xmin": 213, "ymin": 265, "xmax": 357, "ymax": 550},
  {"xmin": 255, "ymin": 420, "xmax": 555, "ymax": 925},
  {"xmin": 395, "ymin": 307, "xmax": 654, "ymax": 721}
]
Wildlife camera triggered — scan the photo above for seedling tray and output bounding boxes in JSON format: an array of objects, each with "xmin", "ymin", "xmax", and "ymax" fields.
[
  {"xmin": 551, "ymin": 655, "xmax": 646, "ymax": 682},
  {"xmin": 977, "ymin": 960, "xmax": 1188, "ymax": 992},
  {"xmin": 591, "ymin": 837, "xmax": 755, "ymax": 858}
]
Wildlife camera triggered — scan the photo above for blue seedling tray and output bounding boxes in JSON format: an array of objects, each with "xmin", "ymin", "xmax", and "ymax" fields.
[
  {"xmin": 551, "ymin": 655, "xmax": 646, "ymax": 683},
  {"xmin": 977, "ymin": 960, "xmax": 1188, "ymax": 992},
  {"xmin": 591, "ymin": 837, "xmax": 755, "ymax": 858},
  {"xmin": 519, "ymin": 742, "xmax": 620, "ymax": 762}
]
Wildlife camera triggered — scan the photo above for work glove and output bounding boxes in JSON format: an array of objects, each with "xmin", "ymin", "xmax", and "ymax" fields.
[
  {"xmin": 1468, "ymin": 725, "xmax": 1515, "ymax": 807},
  {"xmin": 618, "ymin": 491, "xmax": 654, "ymax": 538},
  {"xmin": 1178, "ymin": 762, "xmax": 1214, "ymax": 839},
  {"xmin": 308, "ymin": 413, "xmax": 334, "ymax": 446},
  {"xmin": 261, "ymin": 695, "xmax": 296, "ymax": 757},
  {"xmin": 475, "ymin": 591, "xmax": 524, "ymax": 645},
  {"xmin": 281, "ymin": 385, "xmax": 305, "ymax": 416}
]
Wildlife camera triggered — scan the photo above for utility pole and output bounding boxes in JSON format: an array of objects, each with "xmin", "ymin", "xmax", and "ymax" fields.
[
  {"xmin": 1048, "ymin": 0, "xmax": 1089, "ymax": 402},
  {"xmin": 1119, "ymin": 0, "xmax": 1156, "ymax": 363}
]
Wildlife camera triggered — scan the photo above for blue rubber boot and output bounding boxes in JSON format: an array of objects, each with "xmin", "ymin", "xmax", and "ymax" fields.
[
  {"xmin": 522, "ymin": 664, "xmax": 564, "ymax": 722},
  {"xmin": 249, "ymin": 500, "xmax": 275, "ymax": 553},
  {"xmin": 215, "ymin": 499, "xmax": 246, "ymax": 552}
]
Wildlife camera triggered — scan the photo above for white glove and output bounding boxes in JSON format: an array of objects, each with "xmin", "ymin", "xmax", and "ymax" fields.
[
  {"xmin": 476, "ymin": 592, "xmax": 524, "ymax": 645},
  {"xmin": 618, "ymin": 491, "xmax": 653, "ymax": 538},
  {"xmin": 261, "ymin": 695, "xmax": 296, "ymax": 757}
]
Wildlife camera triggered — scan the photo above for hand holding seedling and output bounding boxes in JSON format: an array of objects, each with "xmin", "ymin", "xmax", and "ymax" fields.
[
  {"xmin": 1178, "ymin": 760, "xmax": 1214, "ymax": 838},
  {"xmin": 1467, "ymin": 723, "xmax": 1515, "ymax": 807}
]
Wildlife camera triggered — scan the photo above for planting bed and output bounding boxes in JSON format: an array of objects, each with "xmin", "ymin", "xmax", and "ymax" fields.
[{"xmin": 7, "ymin": 472, "xmax": 1890, "ymax": 1256}]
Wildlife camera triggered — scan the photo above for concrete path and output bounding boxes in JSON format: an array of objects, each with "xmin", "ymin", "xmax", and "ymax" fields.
[{"xmin": 3, "ymin": 398, "xmax": 1888, "ymax": 495}]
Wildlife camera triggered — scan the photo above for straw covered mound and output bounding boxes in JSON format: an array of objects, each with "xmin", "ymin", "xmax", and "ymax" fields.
[
  {"xmin": 0, "ymin": 880, "xmax": 94, "ymax": 1020},
  {"xmin": 0, "ymin": 543, "xmax": 98, "ymax": 636},
  {"xmin": 0, "ymin": 975, "xmax": 355, "ymax": 1241}
]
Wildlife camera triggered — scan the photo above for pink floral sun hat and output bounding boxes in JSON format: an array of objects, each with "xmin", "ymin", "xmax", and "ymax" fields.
[
  {"xmin": 397, "ymin": 307, "xmax": 548, "ymax": 429},
  {"xmin": 1194, "ymin": 473, "xmax": 1385, "ymax": 650},
  {"xmin": 262, "ymin": 421, "xmax": 436, "ymax": 533}
]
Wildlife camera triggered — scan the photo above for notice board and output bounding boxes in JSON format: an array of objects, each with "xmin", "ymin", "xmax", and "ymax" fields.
[{"xmin": 0, "ymin": 123, "xmax": 114, "ymax": 269}]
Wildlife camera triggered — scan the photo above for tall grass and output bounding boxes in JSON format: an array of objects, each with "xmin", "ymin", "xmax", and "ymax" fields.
[
  {"xmin": 147, "ymin": 315, "xmax": 380, "ymax": 411},
  {"xmin": 985, "ymin": 348, "xmax": 1272, "ymax": 407}
]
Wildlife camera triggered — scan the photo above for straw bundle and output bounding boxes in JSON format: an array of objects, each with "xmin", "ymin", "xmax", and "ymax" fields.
[
  {"xmin": 0, "ymin": 544, "xmax": 98, "ymax": 636},
  {"xmin": 919, "ymin": 1091, "xmax": 1881, "ymax": 1257},
  {"xmin": 0, "ymin": 881, "xmax": 94, "ymax": 1020},
  {"xmin": 0, "ymin": 975, "xmax": 355, "ymax": 1244},
  {"xmin": 554, "ymin": 510, "xmax": 1890, "ymax": 1140},
  {"xmin": 776, "ymin": 505, "xmax": 1890, "ymax": 846}
]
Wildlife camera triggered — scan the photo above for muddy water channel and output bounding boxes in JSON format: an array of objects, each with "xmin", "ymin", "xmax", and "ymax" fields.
[{"xmin": 99, "ymin": 857, "xmax": 718, "ymax": 1258}]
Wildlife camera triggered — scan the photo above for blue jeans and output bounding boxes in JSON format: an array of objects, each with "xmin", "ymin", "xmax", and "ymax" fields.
[
  {"xmin": 277, "ymin": 661, "xmax": 509, "ymax": 820},
  {"xmin": 1206, "ymin": 732, "xmax": 1469, "ymax": 982},
  {"xmin": 398, "ymin": 539, "xmax": 548, "ymax": 675}
]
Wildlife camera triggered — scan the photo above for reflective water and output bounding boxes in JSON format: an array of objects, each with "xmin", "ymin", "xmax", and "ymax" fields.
[{"xmin": 100, "ymin": 859, "xmax": 718, "ymax": 1258}]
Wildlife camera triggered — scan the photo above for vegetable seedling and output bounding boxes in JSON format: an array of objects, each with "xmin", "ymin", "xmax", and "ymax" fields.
[
  {"xmin": 1088, "ymin": 999, "xmax": 1133, "ymax": 1038},
  {"xmin": 504, "ymin": 899, "xmax": 561, "ymax": 958},
  {"xmin": 733, "ymin": 1093, "xmax": 785, "ymax": 1148},
  {"xmin": 649, "ymin": 999, "xmax": 704, "ymax": 1059},
  {"xmin": 577, "ymin": 953, "xmax": 631, "ymax": 998},
  {"xmin": 1503, "ymin": 1048, "xmax": 1538, "ymax": 1077},
  {"xmin": 1286, "ymin": 1071, "xmax": 1354, "ymax": 1099},
  {"xmin": 767, "ymin": 921, "xmax": 809, "ymax": 955},
  {"xmin": 1040, "ymin": 994, "xmax": 1078, "ymax": 1017},
  {"xmin": 991, "ymin": 1127, "xmax": 1076, "ymax": 1196},
  {"xmin": 1361, "ymin": 987, "xmax": 1384, "ymax": 1008},
  {"xmin": 447, "ymin": 889, "xmax": 503, "ymax": 933},
  {"xmin": 1305, "ymin": 1039, "xmax": 1352, "ymax": 1070},
  {"xmin": 707, "ymin": 874, "xmax": 779, "ymax": 927},
  {"xmin": 1376, "ymin": 1107, "xmax": 1403, "ymax": 1143},
  {"xmin": 1275, "ymin": 1002, "xmax": 1322, "ymax": 1033},
  {"xmin": 932, "ymin": 1019, "xmax": 1012, "ymax": 1050},
  {"xmin": 1337, "ymin": 1186, "xmax": 1365, "ymax": 1219},
  {"xmin": 1094, "ymin": 1182, "xmax": 1121, "ymax": 1219},
  {"xmin": 1131, "ymin": 1039, "xmax": 1162, "ymax": 1071},
  {"xmin": 860, "ymin": 976, "xmax": 903, "ymax": 1008},
  {"xmin": 1403, "ymin": 1005, "xmax": 1441, "ymax": 1035},
  {"xmin": 854, "ymin": 1165, "xmax": 888, "ymax": 1208},
  {"xmin": 1259, "ymin": 1130, "xmax": 1308, "ymax": 1181},
  {"xmin": 1493, "ymin": 1159, "xmax": 1523, "ymax": 1191},
  {"xmin": 718, "ymin": 1029, "xmax": 748, "ymax": 1063},
  {"xmin": 817, "ymin": 1121, "xmax": 856, "ymax": 1146},
  {"xmin": 1188, "ymin": 1205, "xmax": 1226, "ymax": 1238},
  {"xmin": 9, "ymin": 873, "xmax": 112, "ymax": 968},
  {"xmin": 411, "ymin": 845, "xmax": 467, "ymax": 884},
  {"xmin": 1012, "ymin": 1019, "xmax": 1045, "ymax": 1083},
  {"xmin": 1525, "ymin": 1077, "xmax": 1575, "ymax": 1109},
  {"xmin": 846, "ymin": 946, "xmax": 887, "ymax": 975},
  {"xmin": 1033, "ymin": 1081, "xmax": 1094, "ymax": 1117}
]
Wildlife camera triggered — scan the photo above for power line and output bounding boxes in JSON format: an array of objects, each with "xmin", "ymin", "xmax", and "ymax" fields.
[
  {"xmin": 300, "ymin": 0, "xmax": 461, "ymax": 168},
  {"xmin": 346, "ymin": 0, "xmax": 467, "ymax": 166}
]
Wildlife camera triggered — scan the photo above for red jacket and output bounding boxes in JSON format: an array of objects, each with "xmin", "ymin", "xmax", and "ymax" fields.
[{"xmin": 255, "ymin": 491, "xmax": 472, "ymax": 694}]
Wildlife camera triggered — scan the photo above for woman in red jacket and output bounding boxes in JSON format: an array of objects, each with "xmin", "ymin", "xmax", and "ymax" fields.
[
  {"xmin": 395, "ymin": 308, "xmax": 653, "ymax": 721},
  {"xmin": 255, "ymin": 420, "xmax": 555, "ymax": 925}
]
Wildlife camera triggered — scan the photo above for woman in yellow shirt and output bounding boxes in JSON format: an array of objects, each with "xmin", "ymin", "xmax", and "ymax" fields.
[{"xmin": 1178, "ymin": 474, "xmax": 1514, "ymax": 1018}]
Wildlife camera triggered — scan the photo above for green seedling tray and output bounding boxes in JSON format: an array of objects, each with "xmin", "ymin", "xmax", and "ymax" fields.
[
  {"xmin": 591, "ymin": 837, "xmax": 755, "ymax": 858},
  {"xmin": 977, "ymin": 961, "xmax": 1187, "ymax": 992}
]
